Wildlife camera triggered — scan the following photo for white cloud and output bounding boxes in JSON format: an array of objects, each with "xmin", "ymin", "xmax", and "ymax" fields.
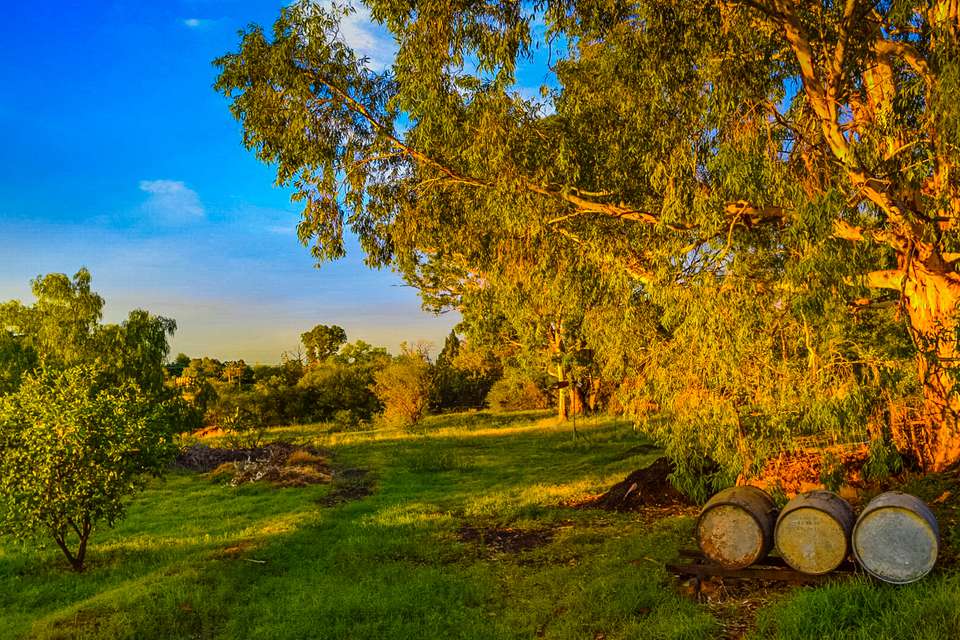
[
  {"xmin": 317, "ymin": 1, "xmax": 397, "ymax": 71},
  {"xmin": 183, "ymin": 18, "xmax": 204, "ymax": 28},
  {"xmin": 138, "ymin": 180, "xmax": 205, "ymax": 223}
]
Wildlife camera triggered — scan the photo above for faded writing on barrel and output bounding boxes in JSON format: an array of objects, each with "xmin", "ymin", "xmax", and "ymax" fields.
[
  {"xmin": 853, "ymin": 491, "xmax": 939, "ymax": 584},
  {"xmin": 697, "ymin": 486, "xmax": 777, "ymax": 569},
  {"xmin": 775, "ymin": 490, "xmax": 855, "ymax": 575}
]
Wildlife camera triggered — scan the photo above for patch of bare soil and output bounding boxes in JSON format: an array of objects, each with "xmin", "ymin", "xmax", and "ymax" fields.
[
  {"xmin": 745, "ymin": 442, "xmax": 870, "ymax": 498},
  {"xmin": 456, "ymin": 524, "xmax": 556, "ymax": 554},
  {"xmin": 581, "ymin": 457, "xmax": 693, "ymax": 511},
  {"xmin": 316, "ymin": 468, "xmax": 374, "ymax": 506}
]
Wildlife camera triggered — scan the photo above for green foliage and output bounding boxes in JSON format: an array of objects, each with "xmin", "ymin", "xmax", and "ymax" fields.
[
  {"xmin": 301, "ymin": 324, "xmax": 348, "ymax": 365},
  {"xmin": 216, "ymin": 0, "xmax": 960, "ymax": 475},
  {"xmin": 177, "ymin": 335, "xmax": 391, "ymax": 439},
  {"xmin": 0, "ymin": 269, "xmax": 104, "ymax": 367},
  {"xmin": 863, "ymin": 437, "xmax": 905, "ymax": 482},
  {"xmin": 818, "ymin": 453, "xmax": 846, "ymax": 493},
  {"xmin": 297, "ymin": 360, "xmax": 383, "ymax": 421},
  {"xmin": 0, "ymin": 366, "xmax": 177, "ymax": 571},
  {"xmin": 0, "ymin": 270, "xmax": 192, "ymax": 570},
  {"xmin": 486, "ymin": 369, "xmax": 550, "ymax": 412},
  {"xmin": 0, "ymin": 331, "xmax": 37, "ymax": 395},
  {"xmin": 372, "ymin": 347, "xmax": 434, "ymax": 428},
  {"xmin": 94, "ymin": 310, "xmax": 178, "ymax": 398},
  {"xmin": 1, "ymin": 269, "xmax": 180, "ymax": 401},
  {"xmin": 431, "ymin": 331, "xmax": 501, "ymax": 410}
]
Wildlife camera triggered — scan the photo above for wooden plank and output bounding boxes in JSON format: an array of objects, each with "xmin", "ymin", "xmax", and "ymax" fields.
[
  {"xmin": 675, "ymin": 549, "xmax": 857, "ymax": 575},
  {"xmin": 666, "ymin": 562, "xmax": 842, "ymax": 584}
]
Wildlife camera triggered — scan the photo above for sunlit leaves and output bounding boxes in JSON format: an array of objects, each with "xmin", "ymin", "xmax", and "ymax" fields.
[{"xmin": 0, "ymin": 366, "xmax": 178, "ymax": 570}]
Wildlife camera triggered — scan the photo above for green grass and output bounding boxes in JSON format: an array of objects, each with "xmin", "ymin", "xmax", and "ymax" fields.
[{"xmin": 2, "ymin": 410, "xmax": 960, "ymax": 639}]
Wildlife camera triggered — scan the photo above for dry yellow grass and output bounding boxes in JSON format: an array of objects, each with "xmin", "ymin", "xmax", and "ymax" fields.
[{"xmin": 285, "ymin": 450, "xmax": 327, "ymax": 466}]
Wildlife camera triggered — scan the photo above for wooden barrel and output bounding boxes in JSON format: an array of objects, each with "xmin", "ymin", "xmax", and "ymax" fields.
[
  {"xmin": 852, "ymin": 491, "xmax": 939, "ymax": 584},
  {"xmin": 697, "ymin": 486, "xmax": 777, "ymax": 569},
  {"xmin": 775, "ymin": 490, "xmax": 855, "ymax": 575}
]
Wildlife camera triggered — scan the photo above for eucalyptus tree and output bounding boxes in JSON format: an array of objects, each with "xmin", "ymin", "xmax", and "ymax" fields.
[{"xmin": 216, "ymin": 1, "xmax": 960, "ymax": 470}]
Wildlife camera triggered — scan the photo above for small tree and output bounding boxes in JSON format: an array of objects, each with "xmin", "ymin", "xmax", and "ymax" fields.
[
  {"xmin": 372, "ymin": 346, "xmax": 434, "ymax": 428},
  {"xmin": 0, "ymin": 366, "xmax": 177, "ymax": 571}
]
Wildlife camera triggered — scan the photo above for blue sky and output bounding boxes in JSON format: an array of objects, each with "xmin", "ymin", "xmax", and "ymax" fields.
[
  {"xmin": 0, "ymin": 0, "xmax": 465, "ymax": 363},
  {"xmin": 0, "ymin": 1, "xmax": 557, "ymax": 363}
]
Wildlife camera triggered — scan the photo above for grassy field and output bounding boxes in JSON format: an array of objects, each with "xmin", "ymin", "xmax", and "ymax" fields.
[{"xmin": 1, "ymin": 411, "xmax": 959, "ymax": 639}]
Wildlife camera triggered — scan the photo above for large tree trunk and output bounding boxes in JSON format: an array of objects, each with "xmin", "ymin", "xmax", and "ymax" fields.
[{"xmin": 876, "ymin": 264, "xmax": 960, "ymax": 470}]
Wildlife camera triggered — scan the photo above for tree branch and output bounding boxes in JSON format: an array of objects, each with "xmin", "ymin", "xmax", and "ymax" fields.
[{"xmin": 865, "ymin": 269, "xmax": 906, "ymax": 290}]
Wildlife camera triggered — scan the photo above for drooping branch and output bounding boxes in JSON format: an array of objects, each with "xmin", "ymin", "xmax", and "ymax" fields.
[{"xmin": 313, "ymin": 72, "xmax": 788, "ymax": 235}]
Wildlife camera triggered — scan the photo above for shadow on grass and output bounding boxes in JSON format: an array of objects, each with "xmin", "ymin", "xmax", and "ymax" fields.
[{"xmin": 3, "ymin": 412, "xmax": 760, "ymax": 640}]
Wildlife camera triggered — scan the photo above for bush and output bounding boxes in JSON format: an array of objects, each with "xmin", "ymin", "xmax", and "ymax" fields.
[
  {"xmin": 486, "ymin": 371, "xmax": 549, "ymax": 412},
  {"xmin": 297, "ymin": 363, "xmax": 381, "ymax": 422},
  {"xmin": 0, "ymin": 365, "xmax": 178, "ymax": 571},
  {"xmin": 372, "ymin": 351, "xmax": 434, "ymax": 427}
]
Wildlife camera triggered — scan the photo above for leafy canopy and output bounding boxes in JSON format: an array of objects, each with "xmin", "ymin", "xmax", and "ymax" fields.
[
  {"xmin": 0, "ymin": 366, "xmax": 178, "ymax": 571},
  {"xmin": 216, "ymin": 1, "xmax": 960, "ymax": 479}
]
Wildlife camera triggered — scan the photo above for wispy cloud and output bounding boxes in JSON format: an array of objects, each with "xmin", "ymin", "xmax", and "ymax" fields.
[
  {"xmin": 183, "ymin": 18, "xmax": 206, "ymax": 29},
  {"xmin": 267, "ymin": 224, "xmax": 297, "ymax": 236},
  {"xmin": 138, "ymin": 180, "xmax": 205, "ymax": 223},
  {"xmin": 319, "ymin": 1, "xmax": 396, "ymax": 71}
]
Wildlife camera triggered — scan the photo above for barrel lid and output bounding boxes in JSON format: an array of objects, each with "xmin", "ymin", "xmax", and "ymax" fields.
[
  {"xmin": 853, "ymin": 497, "xmax": 939, "ymax": 584},
  {"xmin": 775, "ymin": 506, "xmax": 849, "ymax": 575},
  {"xmin": 697, "ymin": 486, "xmax": 776, "ymax": 569},
  {"xmin": 699, "ymin": 504, "xmax": 765, "ymax": 569}
]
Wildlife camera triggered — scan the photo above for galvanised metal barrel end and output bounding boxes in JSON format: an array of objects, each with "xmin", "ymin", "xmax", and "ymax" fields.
[{"xmin": 853, "ymin": 491, "xmax": 939, "ymax": 584}]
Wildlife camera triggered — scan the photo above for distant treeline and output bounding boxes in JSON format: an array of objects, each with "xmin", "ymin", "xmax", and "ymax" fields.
[{"xmin": 166, "ymin": 325, "xmax": 553, "ymax": 443}]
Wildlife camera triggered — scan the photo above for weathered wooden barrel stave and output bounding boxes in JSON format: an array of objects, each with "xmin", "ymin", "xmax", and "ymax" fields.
[
  {"xmin": 852, "ymin": 491, "xmax": 939, "ymax": 584},
  {"xmin": 697, "ymin": 486, "xmax": 777, "ymax": 569},
  {"xmin": 775, "ymin": 490, "xmax": 855, "ymax": 575}
]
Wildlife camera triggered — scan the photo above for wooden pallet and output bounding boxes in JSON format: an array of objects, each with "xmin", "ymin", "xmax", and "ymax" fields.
[{"xmin": 666, "ymin": 549, "xmax": 857, "ymax": 589}]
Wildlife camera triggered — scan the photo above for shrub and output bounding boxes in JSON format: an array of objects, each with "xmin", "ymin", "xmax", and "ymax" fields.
[
  {"xmin": 486, "ymin": 371, "xmax": 549, "ymax": 412},
  {"xmin": 372, "ymin": 350, "xmax": 434, "ymax": 427},
  {"xmin": 0, "ymin": 365, "xmax": 177, "ymax": 571},
  {"xmin": 297, "ymin": 363, "xmax": 381, "ymax": 422}
]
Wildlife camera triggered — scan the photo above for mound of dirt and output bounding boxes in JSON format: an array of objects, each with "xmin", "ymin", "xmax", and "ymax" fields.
[
  {"xmin": 176, "ymin": 442, "xmax": 333, "ymax": 488},
  {"xmin": 457, "ymin": 525, "xmax": 554, "ymax": 554},
  {"xmin": 589, "ymin": 457, "xmax": 692, "ymax": 510},
  {"xmin": 175, "ymin": 442, "xmax": 325, "ymax": 472}
]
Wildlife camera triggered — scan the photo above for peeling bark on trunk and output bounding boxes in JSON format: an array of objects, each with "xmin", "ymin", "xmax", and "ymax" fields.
[{"xmin": 900, "ymin": 265, "xmax": 960, "ymax": 471}]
